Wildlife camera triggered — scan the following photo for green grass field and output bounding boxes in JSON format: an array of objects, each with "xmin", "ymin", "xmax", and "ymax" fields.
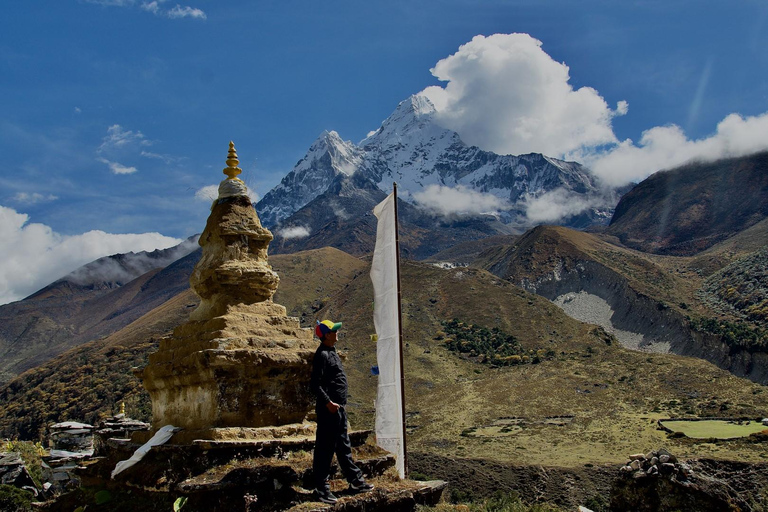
[{"xmin": 661, "ymin": 420, "xmax": 768, "ymax": 439}]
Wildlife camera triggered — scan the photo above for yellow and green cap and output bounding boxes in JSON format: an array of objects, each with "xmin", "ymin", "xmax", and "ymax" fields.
[{"xmin": 316, "ymin": 319, "xmax": 342, "ymax": 339}]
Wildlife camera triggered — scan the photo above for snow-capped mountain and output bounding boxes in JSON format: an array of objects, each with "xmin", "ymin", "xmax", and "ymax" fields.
[
  {"xmin": 257, "ymin": 131, "xmax": 364, "ymax": 228},
  {"xmin": 256, "ymin": 95, "xmax": 615, "ymax": 229}
]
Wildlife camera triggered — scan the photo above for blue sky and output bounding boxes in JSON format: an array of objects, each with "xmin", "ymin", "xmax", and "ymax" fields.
[{"xmin": 1, "ymin": 0, "xmax": 767, "ymax": 303}]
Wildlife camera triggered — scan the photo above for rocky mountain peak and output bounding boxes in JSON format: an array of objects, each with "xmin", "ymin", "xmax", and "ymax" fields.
[
  {"xmin": 257, "ymin": 93, "xmax": 617, "ymax": 231},
  {"xmin": 299, "ymin": 130, "xmax": 363, "ymax": 176},
  {"xmin": 361, "ymin": 94, "xmax": 445, "ymax": 149}
]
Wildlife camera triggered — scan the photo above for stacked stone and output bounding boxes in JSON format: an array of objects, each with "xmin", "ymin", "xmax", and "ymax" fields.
[
  {"xmin": 49, "ymin": 421, "xmax": 94, "ymax": 456},
  {"xmin": 619, "ymin": 449, "xmax": 694, "ymax": 480},
  {"xmin": 0, "ymin": 452, "xmax": 39, "ymax": 495},
  {"xmin": 93, "ymin": 405, "xmax": 149, "ymax": 456}
]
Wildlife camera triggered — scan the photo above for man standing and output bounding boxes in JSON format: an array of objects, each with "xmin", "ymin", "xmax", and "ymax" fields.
[{"xmin": 310, "ymin": 319, "xmax": 374, "ymax": 504}]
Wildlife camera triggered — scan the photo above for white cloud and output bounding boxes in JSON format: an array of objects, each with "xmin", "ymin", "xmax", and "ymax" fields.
[
  {"xmin": 98, "ymin": 124, "xmax": 150, "ymax": 154},
  {"xmin": 13, "ymin": 192, "xmax": 58, "ymax": 205},
  {"xmin": 98, "ymin": 157, "xmax": 138, "ymax": 175},
  {"xmin": 86, "ymin": 0, "xmax": 136, "ymax": 5},
  {"xmin": 141, "ymin": 150, "xmax": 180, "ymax": 164},
  {"xmin": 140, "ymin": 1, "xmax": 160, "ymax": 14},
  {"xmin": 194, "ymin": 185, "xmax": 218, "ymax": 202},
  {"xmin": 0, "ymin": 205, "xmax": 180, "ymax": 305},
  {"xmin": 523, "ymin": 188, "xmax": 600, "ymax": 223},
  {"xmin": 194, "ymin": 184, "xmax": 259, "ymax": 202},
  {"xmin": 280, "ymin": 226, "xmax": 311, "ymax": 240},
  {"xmin": 167, "ymin": 5, "xmax": 207, "ymax": 19},
  {"xmin": 87, "ymin": 0, "xmax": 206, "ymax": 19},
  {"xmin": 413, "ymin": 184, "xmax": 509, "ymax": 216},
  {"xmin": 420, "ymin": 33, "xmax": 625, "ymax": 157},
  {"xmin": 580, "ymin": 111, "xmax": 768, "ymax": 186},
  {"xmin": 419, "ymin": 32, "xmax": 768, "ymax": 188}
]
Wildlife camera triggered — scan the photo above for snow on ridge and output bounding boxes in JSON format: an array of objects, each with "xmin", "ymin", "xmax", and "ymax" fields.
[{"xmin": 257, "ymin": 94, "xmax": 612, "ymax": 228}]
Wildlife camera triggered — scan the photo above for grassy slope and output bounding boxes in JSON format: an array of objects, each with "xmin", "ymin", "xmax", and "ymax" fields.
[
  {"xmin": 474, "ymin": 224, "xmax": 768, "ymax": 329},
  {"xmin": 314, "ymin": 260, "xmax": 768, "ymax": 466},
  {"xmin": 0, "ymin": 248, "xmax": 364, "ymax": 440},
  {"xmin": 2, "ymin": 247, "xmax": 766, "ymax": 469}
]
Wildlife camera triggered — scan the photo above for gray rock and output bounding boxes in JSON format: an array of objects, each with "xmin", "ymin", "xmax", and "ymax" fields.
[
  {"xmin": 660, "ymin": 463, "xmax": 676, "ymax": 475},
  {"xmin": 630, "ymin": 460, "xmax": 641, "ymax": 471},
  {"xmin": 650, "ymin": 456, "xmax": 659, "ymax": 466},
  {"xmin": 659, "ymin": 454, "xmax": 670, "ymax": 463},
  {"xmin": 629, "ymin": 453, "xmax": 646, "ymax": 461}
]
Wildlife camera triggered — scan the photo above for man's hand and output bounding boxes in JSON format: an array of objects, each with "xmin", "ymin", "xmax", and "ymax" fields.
[{"xmin": 326, "ymin": 401, "xmax": 340, "ymax": 413}]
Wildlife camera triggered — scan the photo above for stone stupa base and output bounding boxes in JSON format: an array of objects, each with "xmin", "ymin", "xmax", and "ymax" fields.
[
  {"xmin": 138, "ymin": 302, "xmax": 318, "ymax": 434},
  {"xmin": 51, "ymin": 428, "xmax": 446, "ymax": 512}
]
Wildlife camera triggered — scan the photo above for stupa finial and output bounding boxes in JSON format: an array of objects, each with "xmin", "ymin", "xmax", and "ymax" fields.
[
  {"xmin": 119, "ymin": 402, "xmax": 125, "ymax": 416},
  {"xmin": 223, "ymin": 141, "xmax": 242, "ymax": 180}
]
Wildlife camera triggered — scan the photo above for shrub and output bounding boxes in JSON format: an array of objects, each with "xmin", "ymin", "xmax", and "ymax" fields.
[
  {"xmin": 0, "ymin": 485, "xmax": 33, "ymax": 512},
  {"xmin": 1, "ymin": 441, "xmax": 45, "ymax": 487},
  {"xmin": 441, "ymin": 320, "xmax": 553, "ymax": 367}
]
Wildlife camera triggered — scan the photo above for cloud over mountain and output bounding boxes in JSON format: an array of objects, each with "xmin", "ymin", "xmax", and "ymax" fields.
[
  {"xmin": 421, "ymin": 33, "xmax": 768, "ymax": 187},
  {"xmin": 581, "ymin": 111, "xmax": 768, "ymax": 186},
  {"xmin": 421, "ymin": 33, "xmax": 625, "ymax": 158},
  {"xmin": 0, "ymin": 205, "xmax": 181, "ymax": 305},
  {"xmin": 413, "ymin": 184, "xmax": 510, "ymax": 216}
]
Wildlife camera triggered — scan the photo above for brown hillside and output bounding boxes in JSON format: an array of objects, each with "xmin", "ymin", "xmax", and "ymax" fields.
[
  {"xmin": 471, "ymin": 224, "xmax": 768, "ymax": 383},
  {"xmin": 0, "ymin": 249, "xmax": 199, "ymax": 385},
  {"xmin": 313, "ymin": 260, "xmax": 768, "ymax": 466},
  {"xmin": 424, "ymin": 234, "xmax": 518, "ymax": 264},
  {"xmin": 607, "ymin": 151, "xmax": 768, "ymax": 255},
  {"xmin": 0, "ymin": 248, "xmax": 365, "ymax": 440},
  {"xmin": 2, "ymin": 250, "xmax": 767, "ymax": 470}
]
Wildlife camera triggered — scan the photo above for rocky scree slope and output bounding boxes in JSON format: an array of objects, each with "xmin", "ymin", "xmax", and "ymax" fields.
[{"xmin": 473, "ymin": 225, "xmax": 768, "ymax": 384}]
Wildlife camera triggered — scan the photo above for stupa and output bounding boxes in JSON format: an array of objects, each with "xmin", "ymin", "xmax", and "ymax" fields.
[
  {"xmin": 58, "ymin": 143, "xmax": 445, "ymax": 512},
  {"xmin": 138, "ymin": 142, "xmax": 317, "ymax": 439}
]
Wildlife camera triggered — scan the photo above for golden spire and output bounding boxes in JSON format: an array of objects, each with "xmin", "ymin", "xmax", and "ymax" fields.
[
  {"xmin": 119, "ymin": 402, "xmax": 125, "ymax": 416},
  {"xmin": 223, "ymin": 141, "xmax": 242, "ymax": 180}
]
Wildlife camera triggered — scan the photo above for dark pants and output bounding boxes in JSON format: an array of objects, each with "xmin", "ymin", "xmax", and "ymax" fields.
[{"xmin": 313, "ymin": 405, "xmax": 363, "ymax": 491}]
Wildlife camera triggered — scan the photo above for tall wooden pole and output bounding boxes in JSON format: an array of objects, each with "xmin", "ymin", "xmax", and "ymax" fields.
[{"xmin": 392, "ymin": 182, "xmax": 408, "ymax": 477}]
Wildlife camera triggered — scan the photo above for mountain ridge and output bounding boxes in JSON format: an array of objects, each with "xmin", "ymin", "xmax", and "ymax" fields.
[
  {"xmin": 257, "ymin": 95, "xmax": 618, "ymax": 234},
  {"xmin": 607, "ymin": 151, "xmax": 768, "ymax": 255}
]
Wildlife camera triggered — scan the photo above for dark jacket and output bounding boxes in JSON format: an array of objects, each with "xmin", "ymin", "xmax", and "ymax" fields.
[{"xmin": 310, "ymin": 343, "xmax": 348, "ymax": 407}]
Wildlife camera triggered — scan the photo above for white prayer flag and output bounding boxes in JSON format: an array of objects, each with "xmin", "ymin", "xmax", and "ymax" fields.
[{"xmin": 371, "ymin": 191, "xmax": 405, "ymax": 478}]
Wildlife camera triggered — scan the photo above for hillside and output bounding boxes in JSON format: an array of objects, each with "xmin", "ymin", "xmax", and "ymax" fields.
[
  {"xmin": 0, "ymin": 247, "xmax": 365, "ymax": 440},
  {"xmin": 2, "ymin": 251, "xmax": 766, "ymax": 472},
  {"xmin": 607, "ymin": 151, "xmax": 768, "ymax": 255},
  {"xmin": 698, "ymin": 246, "xmax": 768, "ymax": 326},
  {"xmin": 468, "ymin": 224, "xmax": 768, "ymax": 383},
  {"xmin": 0, "ymin": 248, "xmax": 200, "ymax": 385}
]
